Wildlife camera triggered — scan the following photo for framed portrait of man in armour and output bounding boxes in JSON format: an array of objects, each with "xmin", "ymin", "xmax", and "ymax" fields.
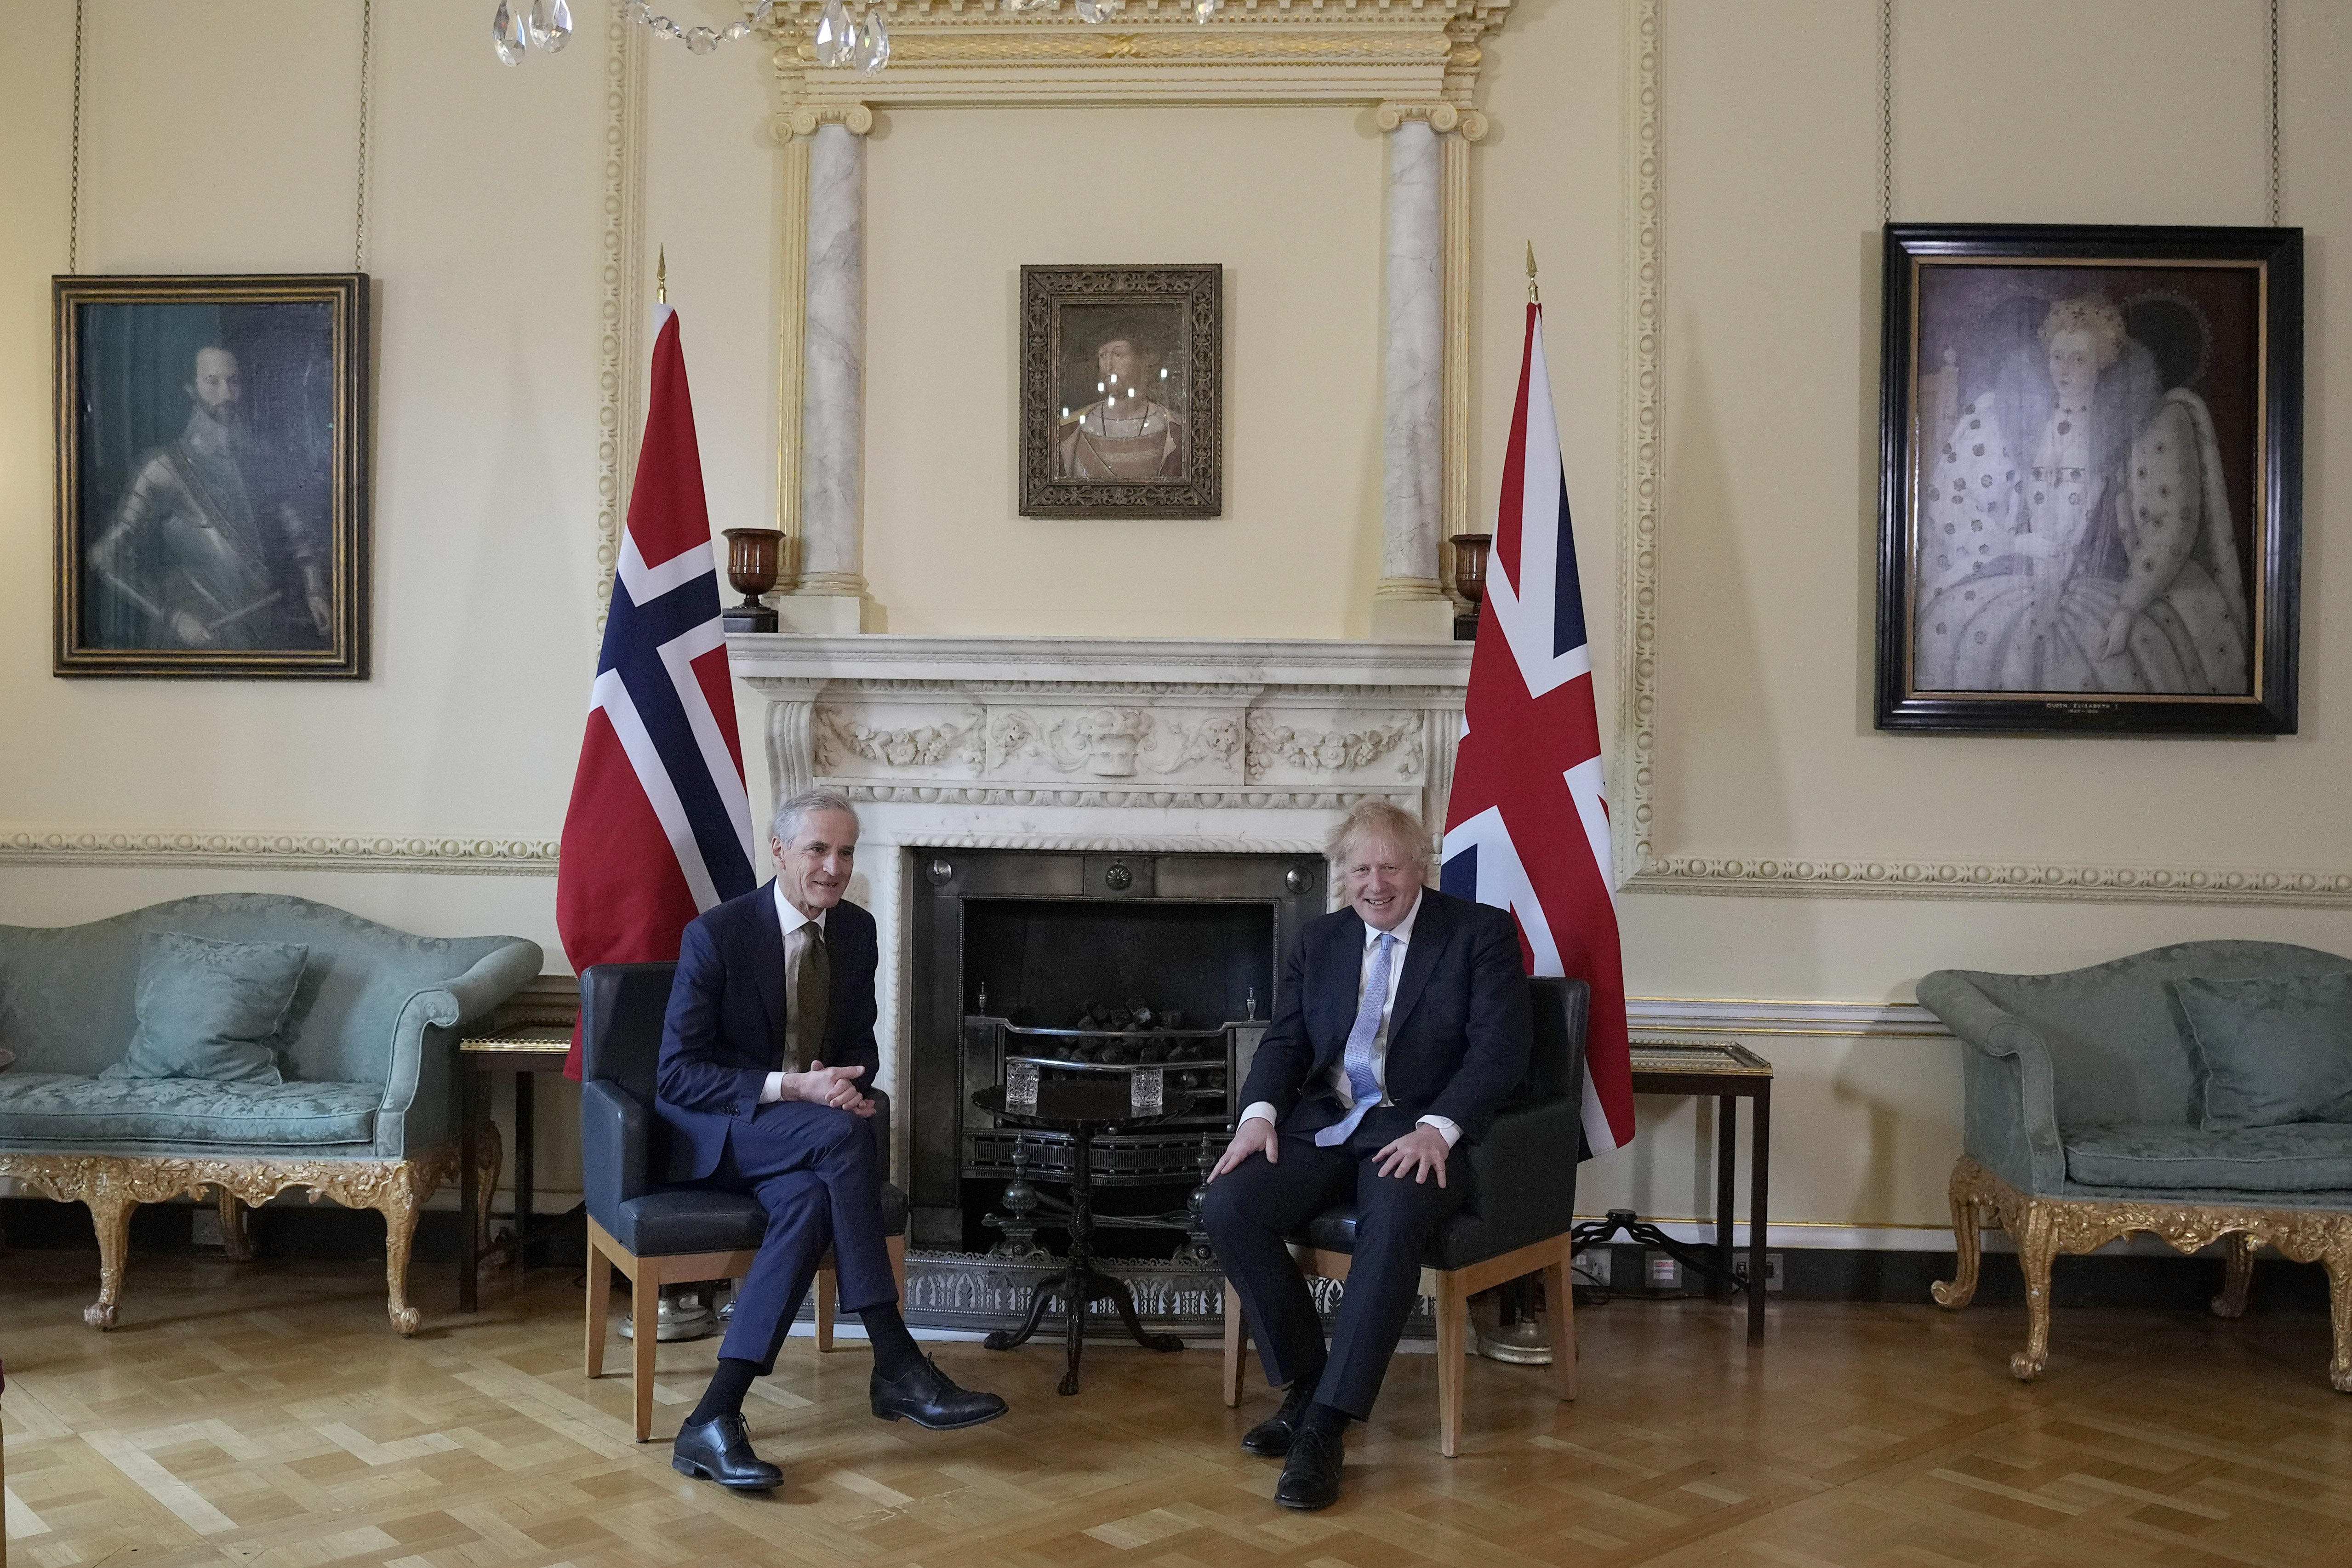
[
  {"xmin": 1874, "ymin": 226, "xmax": 2300, "ymax": 734},
  {"xmin": 54, "ymin": 274, "xmax": 370, "ymax": 679},
  {"xmin": 1019, "ymin": 264, "xmax": 1221, "ymax": 519}
]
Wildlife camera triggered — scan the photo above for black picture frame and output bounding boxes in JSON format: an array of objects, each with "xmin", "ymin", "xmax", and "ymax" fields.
[
  {"xmin": 1874, "ymin": 225, "xmax": 2299, "ymax": 734},
  {"xmin": 1019, "ymin": 263, "xmax": 1222, "ymax": 519},
  {"xmin": 54, "ymin": 273, "xmax": 371, "ymax": 679}
]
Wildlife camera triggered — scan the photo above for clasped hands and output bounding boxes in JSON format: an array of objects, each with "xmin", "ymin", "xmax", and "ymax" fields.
[
  {"xmin": 1207, "ymin": 1115, "xmax": 1450, "ymax": 1186},
  {"xmin": 759, "ymin": 1061, "xmax": 876, "ymax": 1116}
]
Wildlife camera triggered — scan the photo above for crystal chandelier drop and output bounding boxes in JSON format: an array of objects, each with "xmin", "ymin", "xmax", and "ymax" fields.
[{"xmin": 492, "ymin": 0, "xmax": 890, "ymax": 74}]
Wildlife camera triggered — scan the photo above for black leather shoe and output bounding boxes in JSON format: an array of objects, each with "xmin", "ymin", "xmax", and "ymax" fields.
[
  {"xmin": 1273, "ymin": 1425, "xmax": 1344, "ymax": 1511},
  {"xmin": 871, "ymin": 1355, "xmax": 1009, "ymax": 1431},
  {"xmin": 671, "ymin": 1414, "xmax": 782, "ymax": 1490},
  {"xmin": 1240, "ymin": 1377, "xmax": 1320, "ymax": 1456}
]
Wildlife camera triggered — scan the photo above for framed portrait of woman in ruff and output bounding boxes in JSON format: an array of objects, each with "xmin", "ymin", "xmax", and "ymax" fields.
[
  {"xmin": 1874, "ymin": 225, "xmax": 2301, "ymax": 734},
  {"xmin": 1019, "ymin": 264, "xmax": 1221, "ymax": 519}
]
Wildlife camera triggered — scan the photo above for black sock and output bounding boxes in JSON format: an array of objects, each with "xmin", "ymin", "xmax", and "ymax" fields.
[
  {"xmin": 1302, "ymin": 1401, "xmax": 1352, "ymax": 1441},
  {"xmin": 860, "ymin": 1304, "xmax": 925, "ymax": 1381},
  {"xmin": 688, "ymin": 1357, "xmax": 759, "ymax": 1426}
]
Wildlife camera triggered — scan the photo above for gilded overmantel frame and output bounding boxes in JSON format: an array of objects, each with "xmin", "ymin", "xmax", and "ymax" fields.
[
  {"xmin": 751, "ymin": 0, "xmax": 1509, "ymax": 616},
  {"xmin": 757, "ymin": 0, "xmax": 1511, "ymax": 118}
]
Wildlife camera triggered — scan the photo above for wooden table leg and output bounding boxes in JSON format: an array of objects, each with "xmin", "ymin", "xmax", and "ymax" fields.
[
  {"xmin": 514, "ymin": 1070, "xmax": 536, "ymax": 1269},
  {"xmin": 1714, "ymin": 1093, "xmax": 1737, "ymax": 1304},
  {"xmin": 459, "ymin": 1063, "xmax": 480, "ymax": 1311},
  {"xmin": 1749, "ymin": 1081, "xmax": 1770, "ymax": 1345}
]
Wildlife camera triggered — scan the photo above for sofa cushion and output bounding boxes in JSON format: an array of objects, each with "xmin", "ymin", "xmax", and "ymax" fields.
[
  {"xmin": 0, "ymin": 1072, "xmax": 378, "ymax": 1148},
  {"xmin": 2168, "ymin": 972, "xmax": 2352, "ymax": 1130},
  {"xmin": 103, "ymin": 930, "xmax": 307, "ymax": 1085},
  {"xmin": 2063, "ymin": 1121, "xmax": 2352, "ymax": 1192}
]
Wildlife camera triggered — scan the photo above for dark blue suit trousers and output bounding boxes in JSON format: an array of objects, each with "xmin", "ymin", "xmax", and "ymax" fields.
[{"xmin": 655, "ymin": 883, "xmax": 896, "ymax": 1374}]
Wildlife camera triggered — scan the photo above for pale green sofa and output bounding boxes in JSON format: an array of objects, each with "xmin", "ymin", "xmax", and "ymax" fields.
[
  {"xmin": 0, "ymin": 894, "xmax": 540, "ymax": 1333},
  {"xmin": 1920, "ymin": 940, "xmax": 2352, "ymax": 1390}
]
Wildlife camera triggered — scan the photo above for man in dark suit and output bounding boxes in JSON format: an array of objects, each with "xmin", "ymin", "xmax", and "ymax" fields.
[
  {"xmin": 658, "ymin": 789, "xmax": 1006, "ymax": 1490},
  {"xmin": 1203, "ymin": 799, "xmax": 1530, "ymax": 1510}
]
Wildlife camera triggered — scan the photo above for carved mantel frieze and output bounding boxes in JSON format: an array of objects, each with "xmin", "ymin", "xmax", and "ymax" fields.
[{"xmin": 735, "ymin": 633, "xmax": 1467, "ymax": 834}]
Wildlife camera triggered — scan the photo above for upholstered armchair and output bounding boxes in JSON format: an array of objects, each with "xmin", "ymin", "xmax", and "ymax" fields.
[
  {"xmin": 1920, "ymin": 940, "xmax": 2352, "ymax": 1389},
  {"xmin": 0, "ymin": 894, "xmax": 542, "ymax": 1333}
]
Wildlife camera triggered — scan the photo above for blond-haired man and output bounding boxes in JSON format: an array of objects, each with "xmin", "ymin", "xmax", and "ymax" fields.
[{"xmin": 1203, "ymin": 799, "xmax": 1530, "ymax": 1509}]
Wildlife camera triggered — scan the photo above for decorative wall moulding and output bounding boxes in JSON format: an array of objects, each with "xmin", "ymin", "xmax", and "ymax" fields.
[
  {"xmin": 0, "ymin": 832, "xmax": 560, "ymax": 877},
  {"xmin": 757, "ymin": 0, "xmax": 1514, "ymax": 119}
]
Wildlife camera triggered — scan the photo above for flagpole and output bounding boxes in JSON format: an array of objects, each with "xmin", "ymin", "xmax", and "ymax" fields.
[{"xmin": 1526, "ymin": 242, "xmax": 1539, "ymax": 304}]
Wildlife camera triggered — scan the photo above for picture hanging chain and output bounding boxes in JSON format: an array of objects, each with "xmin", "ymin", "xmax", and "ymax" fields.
[
  {"xmin": 1878, "ymin": 0, "xmax": 1894, "ymax": 226},
  {"xmin": 68, "ymin": 0, "xmax": 85, "ymax": 273},
  {"xmin": 355, "ymin": 0, "xmax": 375, "ymax": 273},
  {"xmin": 2267, "ymin": 0, "xmax": 2281, "ymax": 226}
]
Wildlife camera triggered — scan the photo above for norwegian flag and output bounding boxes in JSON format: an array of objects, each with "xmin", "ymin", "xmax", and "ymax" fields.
[
  {"xmin": 556, "ymin": 305, "xmax": 758, "ymax": 1078},
  {"xmin": 1440, "ymin": 302, "xmax": 1636, "ymax": 1157}
]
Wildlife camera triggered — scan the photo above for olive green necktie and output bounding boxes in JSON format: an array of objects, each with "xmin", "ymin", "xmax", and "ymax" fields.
[{"xmin": 794, "ymin": 923, "xmax": 831, "ymax": 1067}]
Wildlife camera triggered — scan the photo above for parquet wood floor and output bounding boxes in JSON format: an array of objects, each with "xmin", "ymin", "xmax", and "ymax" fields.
[{"xmin": 6, "ymin": 1251, "xmax": 2352, "ymax": 1568}]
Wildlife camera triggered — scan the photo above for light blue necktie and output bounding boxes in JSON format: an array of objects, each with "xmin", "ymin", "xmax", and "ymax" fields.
[{"xmin": 1315, "ymin": 932, "xmax": 1395, "ymax": 1147}]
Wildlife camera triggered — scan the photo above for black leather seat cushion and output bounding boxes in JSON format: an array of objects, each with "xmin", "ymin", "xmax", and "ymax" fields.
[
  {"xmin": 613, "ymin": 1181, "xmax": 909, "ymax": 1257},
  {"xmin": 1298, "ymin": 1203, "xmax": 1501, "ymax": 1273}
]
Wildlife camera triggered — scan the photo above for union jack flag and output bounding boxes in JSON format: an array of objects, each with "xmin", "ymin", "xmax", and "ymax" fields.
[
  {"xmin": 556, "ymin": 306, "xmax": 758, "ymax": 1077},
  {"xmin": 1441, "ymin": 302, "xmax": 1636, "ymax": 1156}
]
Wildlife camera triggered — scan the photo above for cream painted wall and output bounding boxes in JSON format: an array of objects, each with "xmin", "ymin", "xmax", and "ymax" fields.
[{"xmin": 4, "ymin": 0, "xmax": 2349, "ymax": 1247}]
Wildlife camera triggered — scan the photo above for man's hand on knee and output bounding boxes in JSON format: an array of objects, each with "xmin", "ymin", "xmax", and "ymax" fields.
[
  {"xmin": 1373, "ymin": 1125, "xmax": 1450, "ymax": 1186},
  {"xmin": 1210, "ymin": 1114, "xmax": 1279, "ymax": 1180},
  {"xmin": 767, "ymin": 1062, "xmax": 876, "ymax": 1116}
]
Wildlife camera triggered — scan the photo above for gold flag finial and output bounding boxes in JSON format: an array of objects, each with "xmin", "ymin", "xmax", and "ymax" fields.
[
  {"xmin": 1526, "ymin": 242, "xmax": 1540, "ymax": 304},
  {"xmin": 657, "ymin": 245, "xmax": 668, "ymax": 305}
]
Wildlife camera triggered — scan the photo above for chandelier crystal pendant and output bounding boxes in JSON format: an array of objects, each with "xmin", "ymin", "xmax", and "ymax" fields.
[{"xmin": 494, "ymin": 0, "xmax": 781, "ymax": 64}]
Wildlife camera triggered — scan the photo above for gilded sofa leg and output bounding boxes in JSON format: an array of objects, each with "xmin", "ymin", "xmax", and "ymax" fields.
[
  {"xmin": 376, "ymin": 1164, "xmax": 424, "ymax": 1336},
  {"xmin": 1932, "ymin": 1159, "xmax": 1986, "ymax": 1310},
  {"xmin": 2213, "ymin": 1232, "xmax": 2255, "ymax": 1320},
  {"xmin": 218, "ymin": 1186, "xmax": 256, "ymax": 1263},
  {"xmin": 2325, "ymin": 1231, "xmax": 2352, "ymax": 1394},
  {"xmin": 476, "ymin": 1121, "xmax": 504, "ymax": 1260},
  {"xmin": 84, "ymin": 1181, "xmax": 137, "ymax": 1329},
  {"xmin": 2009, "ymin": 1202, "xmax": 2057, "ymax": 1381}
]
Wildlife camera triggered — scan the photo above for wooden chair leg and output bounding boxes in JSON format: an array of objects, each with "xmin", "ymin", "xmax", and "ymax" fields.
[
  {"xmin": 816, "ymin": 1263, "xmax": 837, "ymax": 1353},
  {"xmin": 1222, "ymin": 1281, "xmax": 1246, "ymax": 1408},
  {"xmin": 1541, "ymin": 1246, "xmax": 1576, "ymax": 1403},
  {"xmin": 889, "ymin": 1232, "xmax": 908, "ymax": 1300},
  {"xmin": 632, "ymin": 1264, "xmax": 661, "ymax": 1443},
  {"xmin": 1435, "ymin": 1272, "xmax": 1468, "ymax": 1458},
  {"xmin": 584, "ymin": 1238, "xmax": 613, "ymax": 1379}
]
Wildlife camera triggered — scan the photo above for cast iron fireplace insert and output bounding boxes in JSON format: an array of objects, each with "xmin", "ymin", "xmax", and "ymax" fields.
[{"xmin": 908, "ymin": 848, "xmax": 1325, "ymax": 1250}]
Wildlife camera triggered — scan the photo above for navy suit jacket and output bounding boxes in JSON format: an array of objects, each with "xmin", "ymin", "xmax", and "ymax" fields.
[
  {"xmin": 653, "ymin": 881, "xmax": 882, "ymax": 1183},
  {"xmin": 1236, "ymin": 886, "xmax": 1531, "ymax": 1145}
]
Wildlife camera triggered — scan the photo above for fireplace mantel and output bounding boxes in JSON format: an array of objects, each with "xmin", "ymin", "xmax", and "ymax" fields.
[
  {"xmin": 727, "ymin": 632, "xmax": 1472, "ymax": 1128},
  {"xmin": 728, "ymin": 633, "xmax": 1473, "ymax": 849}
]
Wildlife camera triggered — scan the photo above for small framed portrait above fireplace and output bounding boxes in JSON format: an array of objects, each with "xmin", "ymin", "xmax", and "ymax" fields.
[{"xmin": 1019, "ymin": 264, "xmax": 1222, "ymax": 520}]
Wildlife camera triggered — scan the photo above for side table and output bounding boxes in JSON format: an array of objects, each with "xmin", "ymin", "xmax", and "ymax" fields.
[
  {"xmin": 971, "ymin": 1081, "xmax": 1192, "ymax": 1395},
  {"xmin": 457, "ymin": 975, "xmax": 581, "ymax": 1312},
  {"xmin": 1628, "ymin": 1040, "xmax": 1772, "ymax": 1345}
]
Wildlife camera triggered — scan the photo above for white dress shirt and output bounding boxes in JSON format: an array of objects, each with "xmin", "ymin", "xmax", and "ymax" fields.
[
  {"xmin": 757, "ymin": 884, "xmax": 829, "ymax": 1105},
  {"xmin": 1239, "ymin": 889, "xmax": 1461, "ymax": 1147}
]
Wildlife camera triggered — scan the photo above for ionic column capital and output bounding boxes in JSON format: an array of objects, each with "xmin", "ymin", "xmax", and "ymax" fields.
[
  {"xmin": 1374, "ymin": 101, "xmax": 1489, "ymax": 143},
  {"xmin": 776, "ymin": 101, "xmax": 875, "ymax": 141}
]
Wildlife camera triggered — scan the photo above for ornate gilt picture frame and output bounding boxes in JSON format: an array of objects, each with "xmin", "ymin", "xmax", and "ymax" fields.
[
  {"xmin": 1020, "ymin": 263, "xmax": 1222, "ymax": 519},
  {"xmin": 1875, "ymin": 225, "xmax": 2301, "ymax": 734},
  {"xmin": 54, "ymin": 273, "xmax": 371, "ymax": 679}
]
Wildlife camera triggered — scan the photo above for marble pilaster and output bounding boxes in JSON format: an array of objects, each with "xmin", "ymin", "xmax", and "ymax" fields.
[
  {"xmin": 785, "ymin": 113, "xmax": 874, "ymax": 632},
  {"xmin": 1372, "ymin": 114, "xmax": 1451, "ymax": 640}
]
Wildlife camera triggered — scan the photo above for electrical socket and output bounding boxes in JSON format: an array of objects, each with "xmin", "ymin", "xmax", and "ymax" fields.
[
  {"xmin": 191, "ymin": 1209, "xmax": 224, "ymax": 1247},
  {"xmin": 1644, "ymin": 1250, "xmax": 1683, "ymax": 1291},
  {"xmin": 1733, "ymin": 1251, "xmax": 1785, "ymax": 1294}
]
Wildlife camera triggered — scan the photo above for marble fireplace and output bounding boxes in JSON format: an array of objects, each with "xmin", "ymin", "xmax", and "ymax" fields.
[{"xmin": 728, "ymin": 633, "xmax": 1472, "ymax": 1325}]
